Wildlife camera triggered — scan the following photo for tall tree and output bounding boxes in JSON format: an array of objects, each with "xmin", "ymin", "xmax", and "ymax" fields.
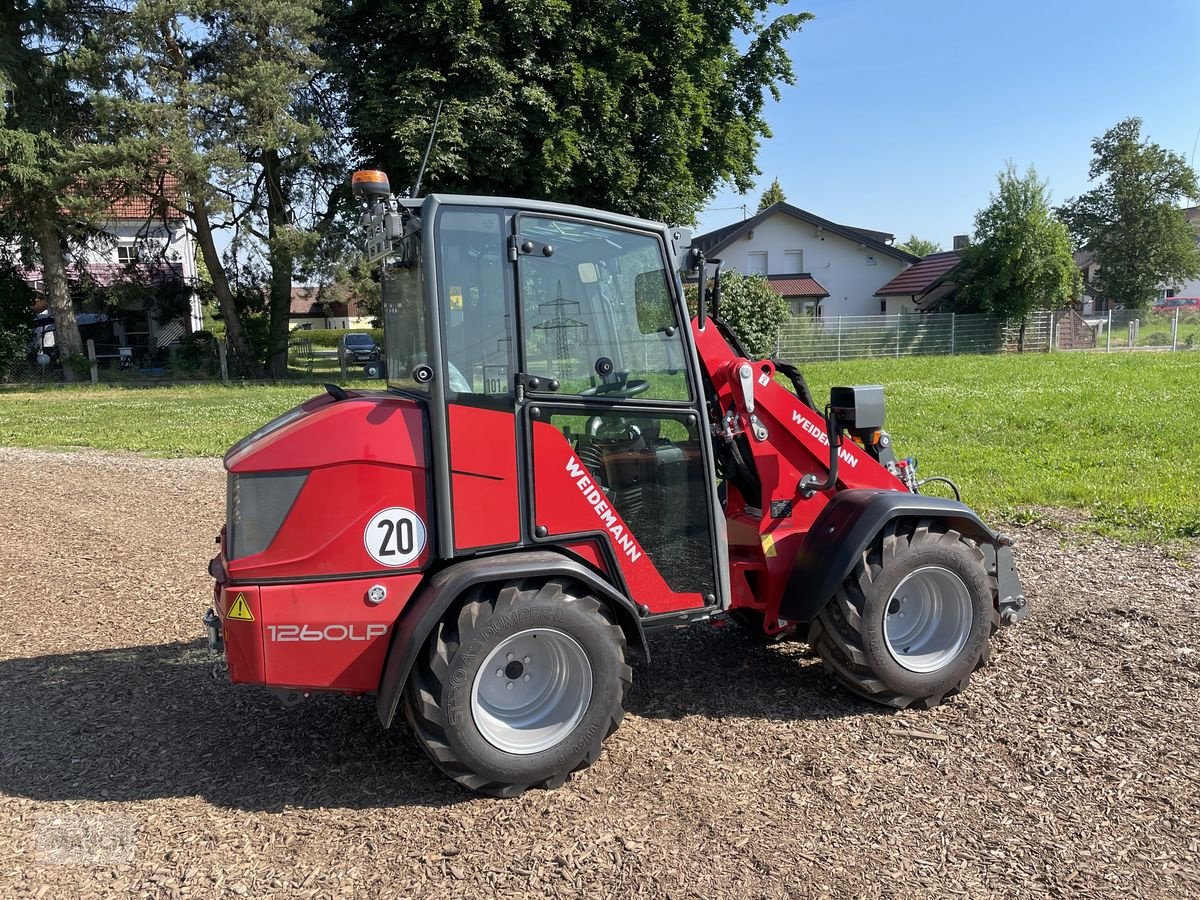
[
  {"xmin": 331, "ymin": 0, "xmax": 811, "ymax": 225},
  {"xmin": 897, "ymin": 235, "xmax": 942, "ymax": 257},
  {"xmin": 957, "ymin": 163, "xmax": 1080, "ymax": 348},
  {"xmin": 1058, "ymin": 118, "xmax": 1200, "ymax": 310},
  {"xmin": 0, "ymin": 0, "xmax": 128, "ymax": 380},
  {"xmin": 756, "ymin": 177, "xmax": 786, "ymax": 212},
  {"xmin": 107, "ymin": 0, "xmax": 340, "ymax": 376}
]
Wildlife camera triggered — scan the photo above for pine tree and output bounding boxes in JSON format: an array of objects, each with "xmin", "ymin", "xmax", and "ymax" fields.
[
  {"xmin": 756, "ymin": 178, "xmax": 786, "ymax": 212},
  {"xmin": 0, "ymin": 2, "xmax": 130, "ymax": 379}
]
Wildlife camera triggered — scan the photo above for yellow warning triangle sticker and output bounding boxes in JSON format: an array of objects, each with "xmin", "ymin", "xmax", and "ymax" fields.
[{"xmin": 227, "ymin": 593, "xmax": 254, "ymax": 621}]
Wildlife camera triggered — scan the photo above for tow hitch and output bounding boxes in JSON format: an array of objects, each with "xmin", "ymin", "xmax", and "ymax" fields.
[{"xmin": 203, "ymin": 608, "xmax": 224, "ymax": 657}]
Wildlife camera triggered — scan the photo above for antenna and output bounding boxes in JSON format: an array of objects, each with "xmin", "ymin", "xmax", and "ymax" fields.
[{"xmin": 410, "ymin": 99, "xmax": 444, "ymax": 198}]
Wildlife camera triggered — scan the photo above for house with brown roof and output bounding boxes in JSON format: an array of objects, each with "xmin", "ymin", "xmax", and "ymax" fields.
[
  {"xmin": 17, "ymin": 172, "xmax": 202, "ymax": 360},
  {"xmin": 692, "ymin": 202, "xmax": 919, "ymax": 316},
  {"xmin": 875, "ymin": 250, "xmax": 963, "ymax": 312},
  {"xmin": 289, "ymin": 287, "xmax": 373, "ymax": 330}
]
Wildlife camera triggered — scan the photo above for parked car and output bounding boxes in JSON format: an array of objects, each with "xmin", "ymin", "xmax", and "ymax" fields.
[
  {"xmin": 339, "ymin": 332, "xmax": 381, "ymax": 363},
  {"xmin": 1153, "ymin": 297, "xmax": 1200, "ymax": 312}
]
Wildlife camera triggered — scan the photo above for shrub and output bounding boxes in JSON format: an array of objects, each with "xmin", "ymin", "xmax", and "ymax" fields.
[{"xmin": 712, "ymin": 270, "xmax": 790, "ymax": 360}]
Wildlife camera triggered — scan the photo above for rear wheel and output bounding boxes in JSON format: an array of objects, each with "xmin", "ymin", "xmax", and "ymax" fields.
[
  {"xmin": 403, "ymin": 579, "xmax": 631, "ymax": 797},
  {"xmin": 808, "ymin": 519, "xmax": 993, "ymax": 709}
]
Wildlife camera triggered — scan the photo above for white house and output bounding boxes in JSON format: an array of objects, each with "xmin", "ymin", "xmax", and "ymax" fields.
[
  {"xmin": 693, "ymin": 202, "xmax": 919, "ymax": 317},
  {"xmin": 18, "ymin": 173, "xmax": 203, "ymax": 360}
]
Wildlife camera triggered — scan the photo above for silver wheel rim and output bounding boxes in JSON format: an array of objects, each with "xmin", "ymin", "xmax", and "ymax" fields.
[
  {"xmin": 883, "ymin": 566, "xmax": 973, "ymax": 673},
  {"xmin": 470, "ymin": 628, "xmax": 593, "ymax": 755}
]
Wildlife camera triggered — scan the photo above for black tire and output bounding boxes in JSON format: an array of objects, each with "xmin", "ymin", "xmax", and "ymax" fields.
[
  {"xmin": 403, "ymin": 579, "xmax": 631, "ymax": 797},
  {"xmin": 808, "ymin": 519, "xmax": 995, "ymax": 709}
]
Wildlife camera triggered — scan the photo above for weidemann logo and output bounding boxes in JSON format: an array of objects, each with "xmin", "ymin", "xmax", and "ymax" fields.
[
  {"xmin": 564, "ymin": 457, "xmax": 643, "ymax": 563},
  {"xmin": 791, "ymin": 410, "xmax": 859, "ymax": 469}
]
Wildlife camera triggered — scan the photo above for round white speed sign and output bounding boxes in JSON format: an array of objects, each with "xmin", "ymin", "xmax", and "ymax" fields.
[{"xmin": 364, "ymin": 507, "xmax": 427, "ymax": 567}]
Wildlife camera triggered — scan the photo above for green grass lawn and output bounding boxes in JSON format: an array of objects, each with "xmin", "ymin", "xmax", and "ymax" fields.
[
  {"xmin": 800, "ymin": 352, "xmax": 1200, "ymax": 541},
  {"xmin": 1, "ymin": 351, "xmax": 1198, "ymax": 541}
]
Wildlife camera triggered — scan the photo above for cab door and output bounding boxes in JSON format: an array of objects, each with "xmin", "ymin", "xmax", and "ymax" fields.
[{"xmin": 512, "ymin": 212, "xmax": 723, "ymax": 617}]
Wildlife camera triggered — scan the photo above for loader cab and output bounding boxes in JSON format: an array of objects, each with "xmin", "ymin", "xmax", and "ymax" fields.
[{"xmin": 374, "ymin": 193, "xmax": 727, "ymax": 620}]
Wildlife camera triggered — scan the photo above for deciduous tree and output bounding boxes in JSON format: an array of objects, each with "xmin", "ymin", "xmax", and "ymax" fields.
[
  {"xmin": 957, "ymin": 164, "xmax": 1080, "ymax": 348},
  {"xmin": 897, "ymin": 235, "xmax": 942, "ymax": 257},
  {"xmin": 1058, "ymin": 118, "xmax": 1200, "ymax": 310},
  {"xmin": 331, "ymin": 0, "xmax": 811, "ymax": 225}
]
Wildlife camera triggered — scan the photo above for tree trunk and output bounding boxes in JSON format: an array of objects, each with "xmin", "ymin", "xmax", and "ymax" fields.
[
  {"xmin": 34, "ymin": 212, "xmax": 83, "ymax": 382},
  {"xmin": 1017, "ymin": 317, "xmax": 1026, "ymax": 352},
  {"xmin": 263, "ymin": 148, "xmax": 293, "ymax": 379},
  {"xmin": 190, "ymin": 197, "xmax": 261, "ymax": 377}
]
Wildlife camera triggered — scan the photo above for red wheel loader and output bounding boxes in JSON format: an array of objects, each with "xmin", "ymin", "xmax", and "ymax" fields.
[{"xmin": 205, "ymin": 170, "xmax": 1027, "ymax": 796}]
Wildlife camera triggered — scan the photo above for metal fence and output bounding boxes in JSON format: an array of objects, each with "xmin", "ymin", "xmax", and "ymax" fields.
[
  {"xmin": 774, "ymin": 308, "xmax": 1200, "ymax": 362},
  {"xmin": 5, "ymin": 308, "xmax": 1198, "ymax": 384}
]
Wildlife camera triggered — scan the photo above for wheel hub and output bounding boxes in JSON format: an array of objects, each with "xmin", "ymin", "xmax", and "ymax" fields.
[
  {"xmin": 883, "ymin": 566, "xmax": 973, "ymax": 673},
  {"xmin": 471, "ymin": 628, "xmax": 593, "ymax": 755}
]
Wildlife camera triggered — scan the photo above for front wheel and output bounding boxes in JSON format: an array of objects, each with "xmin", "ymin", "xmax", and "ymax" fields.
[
  {"xmin": 403, "ymin": 579, "xmax": 631, "ymax": 797},
  {"xmin": 808, "ymin": 519, "xmax": 995, "ymax": 709}
]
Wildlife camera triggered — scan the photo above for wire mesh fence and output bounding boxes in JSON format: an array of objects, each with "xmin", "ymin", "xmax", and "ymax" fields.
[
  {"xmin": 774, "ymin": 307, "xmax": 1200, "ymax": 362},
  {"xmin": 4, "ymin": 307, "xmax": 1198, "ymax": 385}
]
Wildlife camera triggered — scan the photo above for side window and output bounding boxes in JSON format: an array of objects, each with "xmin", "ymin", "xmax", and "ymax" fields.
[
  {"xmin": 517, "ymin": 216, "xmax": 690, "ymax": 402},
  {"xmin": 382, "ymin": 231, "xmax": 430, "ymax": 394},
  {"xmin": 437, "ymin": 208, "xmax": 512, "ymax": 396}
]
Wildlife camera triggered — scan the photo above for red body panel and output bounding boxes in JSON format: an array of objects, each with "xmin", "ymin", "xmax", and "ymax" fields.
[
  {"xmin": 225, "ymin": 392, "xmax": 430, "ymax": 582},
  {"xmin": 216, "ymin": 586, "xmax": 264, "ymax": 685},
  {"xmin": 257, "ymin": 574, "xmax": 423, "ymax": 692},
  {"xmin": 530, "ymin": 422, "xmax": 707, "ymax": 615},
  {"xmin": 448, "ymin": 404, "xmax": 520, "ymax": 550},
  {"xmin": 217, "ymin": 390, "xmax": 433, "ymax": 694}
]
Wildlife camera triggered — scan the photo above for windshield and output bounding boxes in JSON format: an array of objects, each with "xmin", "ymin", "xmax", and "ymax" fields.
[
  {"xmin": 345, "ymin": 334, "xmax": 373, "ymax": 346},
  {"xmin": 516, "ymin": 216, "xmax": 691, "ymax": 401}
]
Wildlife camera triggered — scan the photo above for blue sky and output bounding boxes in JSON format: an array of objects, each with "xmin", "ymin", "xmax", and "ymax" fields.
[{"xmin": 695, "ymin": 0, "xmax": 1200, "ymax": 246}]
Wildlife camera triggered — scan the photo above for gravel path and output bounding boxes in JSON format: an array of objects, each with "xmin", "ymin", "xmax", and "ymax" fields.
[{"xmin": 1, "ymin": 446, "xmax": 1198, "ymax": 898}]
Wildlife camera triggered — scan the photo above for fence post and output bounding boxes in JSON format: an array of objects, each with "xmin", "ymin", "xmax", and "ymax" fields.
[
  {"xmin": 338, "ymin": 344, "xmax": 348, "ymax": 380},
  {"xmin": 1048, "ymin": 312, "xmax": 1054, "ymax": 353},
  {"xmin": 895, "ymin": 315, "xmax": 901, "ymax": 358},
  {"xmin": 837, "ymin": 316, "xmax": 842, "ymax": 361},
  {"xmin": 1106, "ymin": 309, "xmax": 1112, "ymax": 352},
  {"xmin": 950, "ymin": 313, "xmax": 956, "ymax": 355},
  {"xmin": 1172, "ymin": 308, "xmax": 1180, "ymax": 351},
  {"xmin": 86, "ymin": 339, "xmax": 98, "ymax": 384},
  {"xmin": 218, "ymin": 339, "xmax": 229, "ymax": 385}
]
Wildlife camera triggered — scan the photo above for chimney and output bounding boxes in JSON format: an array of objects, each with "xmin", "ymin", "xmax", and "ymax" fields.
[{"xmin": 953, "ymin": 234, "xmax": 969, "ymax": 251}]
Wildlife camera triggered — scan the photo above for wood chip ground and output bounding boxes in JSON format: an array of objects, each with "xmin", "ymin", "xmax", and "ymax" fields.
[{"xmin": 1, "ymin": 447, "xmax": 1197, "ymax": 898}]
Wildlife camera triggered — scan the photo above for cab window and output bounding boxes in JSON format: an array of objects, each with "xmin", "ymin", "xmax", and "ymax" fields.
[
  {"xmin": 517, "ymin": 216, "xmax": 690, "ymax": 402},
  {"xmin": 437, "ymin": 208, "xmax": 513, "ymax": 397}
]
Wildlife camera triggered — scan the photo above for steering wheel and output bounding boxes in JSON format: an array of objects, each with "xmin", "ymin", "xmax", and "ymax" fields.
[{"xmin": 579, "ymin": 378, "xmax": 651, "ymax": 399}]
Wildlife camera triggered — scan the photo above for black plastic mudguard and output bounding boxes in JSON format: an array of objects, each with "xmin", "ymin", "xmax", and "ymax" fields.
[
  {"xmin": 778, "ymin": 489, "xmax": 999, "ymax": 624},
  {"xmin": 375, "ymin": 550, "xmax": 648, "ymax": 729}
]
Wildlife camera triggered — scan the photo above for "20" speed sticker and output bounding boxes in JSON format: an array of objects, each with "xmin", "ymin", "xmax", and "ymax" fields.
[{"xmin": 364, "ymin": 507, "xmax": 427, "ymax": 567}]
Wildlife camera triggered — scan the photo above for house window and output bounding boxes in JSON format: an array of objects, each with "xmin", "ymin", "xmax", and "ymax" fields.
[
  {"xmin": 880, "ymin": 299, "xmax": 888, "ymax": 314},
  {"xmin": 784, "ymin": 250, "xmax": 803, "ymax": 273},
  {"xmin": 789, "ymin": 298, "xmax": 816, "ymax": 316},
  {"xmin": 746, "ymin": 252, "xmax": 767, "ymax": 276},
  {"xmin": 117, "ymin": 243, "xmax": 138, "ymax": 264}
]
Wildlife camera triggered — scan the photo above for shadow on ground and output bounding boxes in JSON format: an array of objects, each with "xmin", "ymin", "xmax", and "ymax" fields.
[{"xmin": 0, "ymin": 623, "xmax": 877, "ymax": 811}]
